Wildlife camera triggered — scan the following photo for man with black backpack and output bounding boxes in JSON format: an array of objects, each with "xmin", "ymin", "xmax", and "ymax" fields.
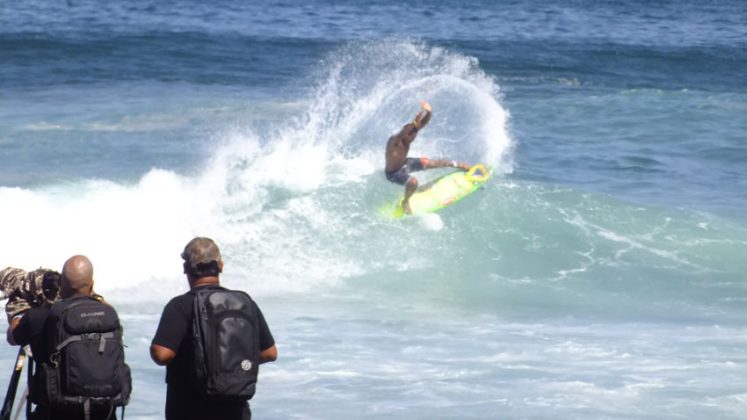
[
  {"xmin": 151, "ymin": 237, "xmax": 277, "ymax": 420},
  {"xmin": 8, "ymin": 255, "xmax": 131, "ymax": 420}
]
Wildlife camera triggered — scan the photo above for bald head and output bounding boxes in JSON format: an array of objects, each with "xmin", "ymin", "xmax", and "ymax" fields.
[{"xmin": 60, "ymin": 255, "xmax": 94, "ymax": 298}]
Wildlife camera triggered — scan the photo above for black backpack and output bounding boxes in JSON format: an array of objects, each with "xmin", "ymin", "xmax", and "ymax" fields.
[
  {"xmin": 38, "ymin": 296, "xmax": 132, "ymax": 419},
  {"xmin": 191, "ymin": 286, "xmax": 260, "ymax": 400}
]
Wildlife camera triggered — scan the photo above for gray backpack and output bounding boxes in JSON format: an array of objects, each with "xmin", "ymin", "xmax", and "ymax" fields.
[{"xmin": 191, "ymin": 286, "xmax": 260, "ymax": 400}]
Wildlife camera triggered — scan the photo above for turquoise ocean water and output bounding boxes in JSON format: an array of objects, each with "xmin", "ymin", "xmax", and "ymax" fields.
[{"xmin": 1, "ymin": 1, "xmax": 747, "ymax": 418}]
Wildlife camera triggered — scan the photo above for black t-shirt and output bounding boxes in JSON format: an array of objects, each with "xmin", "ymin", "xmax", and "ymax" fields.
[
  {"xmin": 152, "ymin": 286, "xmax": 275, "ymax": 420},
  {"xmin": 13, "ymin": 306, "xmax": 54, "ymax": 364}
]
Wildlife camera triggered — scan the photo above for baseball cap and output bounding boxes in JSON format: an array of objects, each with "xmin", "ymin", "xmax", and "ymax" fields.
[{"xmin": 181, "ymin": 237, "xmax": 222, "ymax": 273}]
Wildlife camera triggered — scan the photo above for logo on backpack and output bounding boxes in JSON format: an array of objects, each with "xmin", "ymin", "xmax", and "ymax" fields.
[
  {"xmin": 79, "ymin": 311, "xmax": 105, "ymax": 318},
  {"xmin": 191, "ymin": 286, "xmax": 260, "ymax": 400},
  {"xmin": 38, "ymin": 297, "xmax": 132, "ymax": 418}
]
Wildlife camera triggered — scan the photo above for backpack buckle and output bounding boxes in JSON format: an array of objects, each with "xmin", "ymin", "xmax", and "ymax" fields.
[
  {"xmin": 84, "ymin": 333, "xmax": 101, "ymax": 340},
  {"xmin": 50, "ymin": 352, "xmax": 60, "ymax": 368}
]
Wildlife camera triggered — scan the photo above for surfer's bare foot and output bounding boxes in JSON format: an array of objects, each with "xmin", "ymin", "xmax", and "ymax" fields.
[
  {"xmin": 457, "ymin": 162, "xmax": 471, "ymax": 171},
  {"xmin": 402, "ymin": 201, "xmax": 413, "ymax": 215}
]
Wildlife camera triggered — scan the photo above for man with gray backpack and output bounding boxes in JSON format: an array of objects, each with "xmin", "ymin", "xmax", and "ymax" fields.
[{"xmin": 151, "ymin": 237, "xmax": 277, "ymax": 420}]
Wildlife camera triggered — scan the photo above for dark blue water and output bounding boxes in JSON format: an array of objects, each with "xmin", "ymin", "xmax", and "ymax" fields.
[{"xmin": 3, "ymin": 0, "xmax": 746, "ymax": 215}]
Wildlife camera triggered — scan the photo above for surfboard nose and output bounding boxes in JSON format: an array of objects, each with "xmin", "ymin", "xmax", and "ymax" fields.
[{"xmin": 466, "ymin": 164, "xmax": 489, "ymax": 182}]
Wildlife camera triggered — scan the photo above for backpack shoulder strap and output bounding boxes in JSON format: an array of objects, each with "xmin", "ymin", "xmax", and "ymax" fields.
[{"xmin": 192, "ymin": 285, "xmax": 226, "ymax": 312}]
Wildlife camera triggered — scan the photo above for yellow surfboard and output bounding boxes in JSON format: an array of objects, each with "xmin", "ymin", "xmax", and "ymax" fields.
[{"xmin": 380, "ymin": 164, "xmax": 492, "ymax": 219}]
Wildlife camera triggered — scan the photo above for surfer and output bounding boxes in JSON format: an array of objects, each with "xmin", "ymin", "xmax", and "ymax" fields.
[{"xmin": 385, "ymin": 101, "xmax": 471, "ymax": 214}]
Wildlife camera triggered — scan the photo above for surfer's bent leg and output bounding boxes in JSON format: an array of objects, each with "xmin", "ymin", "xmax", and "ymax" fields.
[
  {"xmin": 411, "ymin": 158, "xmax": 427, "ymax": 172},
  {"xmin": 384, "ymin": 165, "xmax": 418, "ymax": 214},
  {"xmin": 421, "ymin": 158, "xmax": 470, "ymax": 171},
  {"xmin": 402, "ymin": 176, "xmax": 418, "ymax": 214}
]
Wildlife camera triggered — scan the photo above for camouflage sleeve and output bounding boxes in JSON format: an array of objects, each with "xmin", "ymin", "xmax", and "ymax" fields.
[
  {"xmin": 1, "ymin": 267, "xmax": 24, "ymax": 299},
  {"xmin": 6, "ymin": 294, "xmax": 32, "ymax": 322},
  {"xmin": 1, "ymin": 268, "xmax": 34, "ymax": 322}
]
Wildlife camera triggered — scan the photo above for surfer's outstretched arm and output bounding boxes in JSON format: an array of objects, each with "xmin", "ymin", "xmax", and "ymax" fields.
[
  {"xmin": 393, "ymin": 101, "xmax": 433, "ymax": 141},
  {"xmin": 413, "ymin": 101, "xmax": 432, "ymax": 130}
]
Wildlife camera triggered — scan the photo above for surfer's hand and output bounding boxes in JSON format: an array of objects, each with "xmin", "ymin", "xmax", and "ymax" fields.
[{"xmin": 420, "ymin": 101, "xmax": 432, "ymax": 112}]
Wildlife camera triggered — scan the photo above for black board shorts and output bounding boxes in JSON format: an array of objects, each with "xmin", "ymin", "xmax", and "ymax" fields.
[{"xmin": 385, "ymin": 157, "xmax": 427, "ymax": 185}]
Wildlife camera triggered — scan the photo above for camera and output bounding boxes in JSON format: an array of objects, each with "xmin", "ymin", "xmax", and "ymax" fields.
[{"xmin": 0, "ymin": 268, "xmax": 61, "ymax": 321}]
